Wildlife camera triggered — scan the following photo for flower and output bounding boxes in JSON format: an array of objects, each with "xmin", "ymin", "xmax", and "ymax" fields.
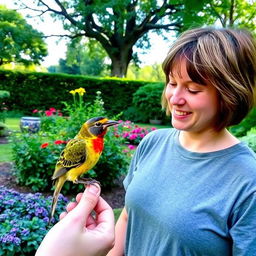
[
  {"xmin": 69, "ymin": 88, "xmax": 86, "ymax": 96},
  {"xmin": 40, "ymin": 143, "xmax": 49, "ymax": 148},
  {"xmin": 45, "ymin": 110, "xmax": 53, "ymax": 116},
  {"xmin": 54, "ymin": 140, "xmax": 66, "ymax": 145},
  {"xmin": 76, "ymin": 87, "xmax": 86, "ymax": 96},
  {"xmin": 32, "ymin": 109, "xmax": 38, "ymax": 113}
]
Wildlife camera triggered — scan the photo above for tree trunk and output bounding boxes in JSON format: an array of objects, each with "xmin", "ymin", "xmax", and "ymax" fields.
[{"xmin": 109, "ymin": 45, "xmax": 133, "ymax": 77}]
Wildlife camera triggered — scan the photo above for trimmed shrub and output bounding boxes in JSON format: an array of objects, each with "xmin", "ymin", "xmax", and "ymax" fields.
[
  {"xmin": 0, "ymin": 69, "xmax": 152, "ymax": 117},
  {"xmin": 132, "ymin": 82, "xmax": 165, "ymax": 122}
]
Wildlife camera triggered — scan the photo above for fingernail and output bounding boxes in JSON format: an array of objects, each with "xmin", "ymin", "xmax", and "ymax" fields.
[{"xmin": 87, "ymin": 184, "xmax": 100, "ymax": 195}]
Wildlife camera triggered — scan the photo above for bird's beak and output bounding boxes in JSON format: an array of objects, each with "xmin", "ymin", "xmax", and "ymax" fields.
[{"xmin": 103, "ymin": 120, "xmax": 119, "ymax": 129}]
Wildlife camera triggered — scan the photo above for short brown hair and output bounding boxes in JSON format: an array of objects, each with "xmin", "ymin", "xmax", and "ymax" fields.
[{"xmin": 162, "ymin": 27, "xmax": 256, "ymax": 130}]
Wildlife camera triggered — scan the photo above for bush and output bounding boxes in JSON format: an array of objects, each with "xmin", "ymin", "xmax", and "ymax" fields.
[
  {"xmin": 0, "ymin": 186, "xmax": 68, "ymax": 256},
  {"xmin": 240, "ymin": 128, "xmax": 256, "ymax": 153},
  {"xmin": 11, "ymin": 89, "xmax": 130, "ymax": 192},
  {"xmin": 0, "ymin": 69, "xmax": 152, "ymax": 118},
  {"xmin": 0, "ymin": 122, "xmax": 9, "ymax": 137},
  {"xmin": 132, "ymin": 83, "xmax": 165, "ymax": 122},
  {"xmin": 229, "ymin": 108, "xmax": 256, "ymax": 137},
  {"xmin": 0, "ymin": 90, "xmax": 10, "ymax": 122}
]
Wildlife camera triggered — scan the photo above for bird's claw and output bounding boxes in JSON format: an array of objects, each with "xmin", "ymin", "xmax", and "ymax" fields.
[{"xmin": 74, "ymin": 177, "xmax": 101, "ymax": 187}]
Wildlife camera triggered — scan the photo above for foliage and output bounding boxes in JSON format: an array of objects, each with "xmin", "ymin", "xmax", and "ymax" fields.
[
  {"xmin": 16, "ymin": 0, "xmax": 187, "ymax": 77},
  {"xmin": 0, "ymin": 90, "xmax": 9, "ymax": 122},
  {"xmin": 11, "ymin": 133, "xmax": 66, "ymax": 192},
  {"xmin": 240, "ymin": 128, "xmax": 256, "ymax": 153},
  {"xmin": 113, "ymin": 120, "xmax": 157, "ymax": 146},
  {"xmin": 0, "ymin": 122, "xmax": 9, "ymax": 137},
  {"xmin": 11, "ymin": 89, "xmax": 130, "ymax": 192},
  {"xmin": 0, "ymin": 5, "xmax": 47, "ymax": 66},
  {"xmin": 229, "ymin": 108, "xmax": 256, "ymax": 137},
  {"xmin": 132, "ymin": 82, "xmax": 165, "ymax": 122},
  {"xmin": 0, "ymin": 69, "xmax": 150, "ymax": 117},
  {"xmin": 0, "ymin": 186, "xmax": 68, "ymax": 256},
  {"xmin": 127, "ymin": 63, "xmax": 165, "ymax": 82},
  {"xmin": 199, "ymin": 0, "xmax": 256, "ymax": 32},
  {"xmin": 49, "ymin": 39, "xmax": 109, "ymax": 77}
]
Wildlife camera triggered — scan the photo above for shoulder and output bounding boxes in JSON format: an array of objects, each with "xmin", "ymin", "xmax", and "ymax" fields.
[
  {"xmin": 135, "ymin": 128, "xmax": 177, "ymax": 155},
  {"xmin": 141, "ymin": 128, "xmax": 176, "ymax": 144}
]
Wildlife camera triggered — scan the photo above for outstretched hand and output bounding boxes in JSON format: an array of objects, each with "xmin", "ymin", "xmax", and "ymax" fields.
[{"xmin": 36, "ymin": 184, "xmax": 115, "ymax": 256}]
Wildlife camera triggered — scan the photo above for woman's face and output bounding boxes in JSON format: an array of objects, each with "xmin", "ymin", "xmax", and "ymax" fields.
[{"xmin": 165, "ymin": 59, "xmax": 219, "ymax": 134}]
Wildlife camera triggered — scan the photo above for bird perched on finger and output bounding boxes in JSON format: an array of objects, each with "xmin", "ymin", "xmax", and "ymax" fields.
[{"xmin": 49, "ymin": 116, "xmax": 118, "ymax": 224}]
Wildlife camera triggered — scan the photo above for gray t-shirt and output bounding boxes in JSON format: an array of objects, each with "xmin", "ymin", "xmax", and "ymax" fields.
[{"xmin": 124, "ymin": 128, "xmax": 256, "ymax": 256}]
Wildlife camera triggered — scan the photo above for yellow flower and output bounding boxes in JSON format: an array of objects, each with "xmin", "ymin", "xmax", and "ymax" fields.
[
  {"xmin": 69, "ymin": 90, "xmax": 76, "ymax": 95},
  {"xmin": 76, "ymin": 87, "xmax": 86, "ymax": 96}
]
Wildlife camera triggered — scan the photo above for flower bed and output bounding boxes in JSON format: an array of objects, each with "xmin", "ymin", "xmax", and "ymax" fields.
[{"xmin": 0, "ymin": 186, "xmax": 68, "ymax": 256}]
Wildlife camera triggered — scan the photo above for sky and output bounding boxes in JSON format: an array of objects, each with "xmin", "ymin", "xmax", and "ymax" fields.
[{"xmin": 1, "ymin": 0, "xmax": 172, "ymax": 68}]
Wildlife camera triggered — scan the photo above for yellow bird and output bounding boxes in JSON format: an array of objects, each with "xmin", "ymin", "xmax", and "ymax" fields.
[{"xmin": 49, "ymin": 116, "xmax": 118, "ymax": 223}]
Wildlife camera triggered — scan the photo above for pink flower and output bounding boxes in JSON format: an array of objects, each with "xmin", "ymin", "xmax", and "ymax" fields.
[
  {"xmin": 40, "ymin": 143, "xmax": 49, "ymax": 148},
  {"xmin": 45, "ymin": 110, "xmax": 53, "ymax": 116},
  {"xmin": 129, "ymin": 134, "xmax": 137, "ymax": 140},
  {"xmin": 33, "ymin": 109, "xmax": 38, "ymax": 113},
  {"xmin": 128, "ymin": 145, "xmax": 136, "ymax": 150}
]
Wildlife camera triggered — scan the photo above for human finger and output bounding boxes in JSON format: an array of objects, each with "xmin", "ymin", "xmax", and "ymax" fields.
[
  {"xmin": 66, "ymin": 201, "xmax": 78, "ymax": 212},
  {"xmin": 70, "ymin": 184, "xmax": 101, "ymax": 225},
  {"xmin": 94, "ymin": 196, "xmax": 115, "ymax": 232},
  {"xmin": 59, "ymin": 211, "xmax": 67, "ymax": 220}
]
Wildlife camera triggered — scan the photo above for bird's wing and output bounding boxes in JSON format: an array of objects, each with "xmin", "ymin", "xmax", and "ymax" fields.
[{"xmin": 52, "ymin": 139, "xmax": 86, "ymax": 180}]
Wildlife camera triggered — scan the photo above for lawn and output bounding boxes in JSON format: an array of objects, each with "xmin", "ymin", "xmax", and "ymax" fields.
[{"xmin": 0, "ymin": 117, "xmax": 20, "ymax": 162}]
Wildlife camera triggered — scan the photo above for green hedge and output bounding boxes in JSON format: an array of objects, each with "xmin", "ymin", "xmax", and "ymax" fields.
[{"xmin": 0, "ymin": 70, "xmax": 154, "ymax": 116}]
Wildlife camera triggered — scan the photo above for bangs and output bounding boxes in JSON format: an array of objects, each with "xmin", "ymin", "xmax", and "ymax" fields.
[{"xmin": 166, "ymin": 41, "xmax": 208, "ymax": 86}]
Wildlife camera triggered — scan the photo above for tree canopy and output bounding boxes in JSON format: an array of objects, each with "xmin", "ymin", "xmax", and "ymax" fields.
[
  {"xmin": 16, "ymin": 0, "xmax": 187, "ymax": 77},
  {"xmin": 15, "ymin": 0, "xmax": 256, "ymax": 77},
  {"xmin": 0, "ymin": 5, "xmax": 47, "ymax": 66}
]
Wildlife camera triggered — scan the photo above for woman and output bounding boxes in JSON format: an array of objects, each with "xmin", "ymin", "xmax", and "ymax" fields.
[{"xmin": 108, "ymin": 27, "xmax": 256, "ymax": 255}]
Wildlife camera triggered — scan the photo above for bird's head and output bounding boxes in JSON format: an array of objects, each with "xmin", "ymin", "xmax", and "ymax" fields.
[{"xmin": 79, "ymin": 116, "xmax": 118, "ymax": 138}]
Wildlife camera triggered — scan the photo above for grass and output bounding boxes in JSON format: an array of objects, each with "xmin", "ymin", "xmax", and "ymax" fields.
[
  {"xmin": 0, "ymin": 117, "xmax": 20, "ymax": 162},
  {"xmin": 5, "ymin": 117, "xmax": 20, "ymax": 130}
]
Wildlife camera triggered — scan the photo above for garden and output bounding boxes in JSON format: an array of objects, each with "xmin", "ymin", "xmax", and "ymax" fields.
[
  {"xmin": 0, "ymin": 86, "xmax": 165, "ymax": 255},
  {"xmin": 1, "ymin": 81, "xmax": 256, "ymax": 255}
]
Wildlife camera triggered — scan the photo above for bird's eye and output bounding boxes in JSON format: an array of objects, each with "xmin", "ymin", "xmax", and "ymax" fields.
[{"xmin": 95, "ymin": 122, "xmax": 101, "ymax": 127}]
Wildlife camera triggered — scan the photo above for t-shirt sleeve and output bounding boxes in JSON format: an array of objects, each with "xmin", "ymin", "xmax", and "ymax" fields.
[{"xmin": 229, "ymin": 192, "xmax": 256, "ymax": 255}]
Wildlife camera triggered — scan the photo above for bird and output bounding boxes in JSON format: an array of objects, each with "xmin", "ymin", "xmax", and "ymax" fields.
[{"xmin": 49, "ymin": 116, "xmax": 118, "ymax": 224}]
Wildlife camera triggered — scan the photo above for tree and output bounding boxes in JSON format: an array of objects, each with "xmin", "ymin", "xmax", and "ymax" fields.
[
  {"xmin": 48, "ymin": 39, "xmax": 109, "ymax": 76},
  {"xmin": 16, "ymin": 0, "xmax": 186, "ymax": 77},
  {"xmin": 0, "ymin": 5, "xmax": 47, "ymax": 66},
  {"xmin": 189, "ymin": 0, "xmax": 256, "ymax": 31}
]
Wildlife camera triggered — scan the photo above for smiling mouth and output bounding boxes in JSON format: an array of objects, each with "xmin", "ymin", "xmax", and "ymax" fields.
[{"xmin": 174, "ymin": 110, "xmax": 191, "ymax": 116}]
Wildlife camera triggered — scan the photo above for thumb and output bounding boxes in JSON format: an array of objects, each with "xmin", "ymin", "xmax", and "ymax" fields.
[{"xmin": 71, "ymin": 184, "xmax": 101, "ymax": 224}]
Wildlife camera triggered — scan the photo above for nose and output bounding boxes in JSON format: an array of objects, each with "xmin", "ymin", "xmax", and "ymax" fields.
[{"xmin": 169, "ymin": 87, "xmax": 186, "ymax": 106}]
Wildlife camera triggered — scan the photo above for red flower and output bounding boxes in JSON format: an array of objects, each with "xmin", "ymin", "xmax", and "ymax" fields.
[
  {"xmin": 45, "ymin": 110, "xmax": 53, "ymax": 116},
  {"xmin": 41, "ymin": 143, "xmax": 49, "ymax": 148},
  {"xmin": 33, "ymin": 109, "xmax": 38, "ymax": 113},
  {"xmin": 54, "ymin": 140, "xmax": 64, "ymax": 145},
  {"xmin": 49, "ymin": 107, "xmax": 56, "ymax": 112}
]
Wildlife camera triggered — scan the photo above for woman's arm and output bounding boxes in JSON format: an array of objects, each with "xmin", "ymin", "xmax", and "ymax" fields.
[{"xmin": 107, "ymin": 207, "xmax": 128, "ymax": 256}]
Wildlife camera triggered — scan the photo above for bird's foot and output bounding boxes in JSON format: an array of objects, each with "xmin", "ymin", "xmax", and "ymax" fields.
[{"xmin": 74, "ymin": 177, "xmax": 101, "ymax": 187}]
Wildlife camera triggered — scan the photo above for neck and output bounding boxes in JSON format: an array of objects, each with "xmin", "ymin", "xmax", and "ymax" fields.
[{"xmin": 179, "ymin": 128, "xmax": 240, "ymax": 153}]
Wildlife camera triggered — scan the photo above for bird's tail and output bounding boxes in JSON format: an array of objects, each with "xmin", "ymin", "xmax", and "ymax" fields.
[{"xmin": 49, "ymin": 177, "xmax": 66, "ymax": 225}]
